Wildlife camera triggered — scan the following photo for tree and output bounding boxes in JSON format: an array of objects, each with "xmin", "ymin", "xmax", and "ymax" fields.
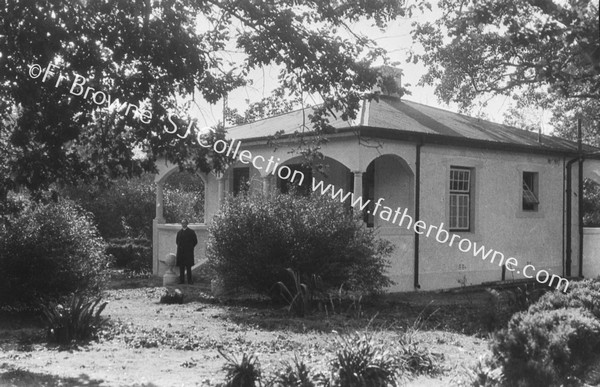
[
  {"xmin": 0, "ymin": 0, "xmax": 405, "ymax": 198},
  {"xmin": 411, "ymin": 0, "xmax": 599, "ymax": 115}
]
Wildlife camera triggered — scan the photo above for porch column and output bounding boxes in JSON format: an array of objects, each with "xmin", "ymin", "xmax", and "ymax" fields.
[
  {"xmin": 217, "ymin": 174, "xmax": 226, "ymax": 206},
  {"xmin": 155, "ymin": 180, "xmax": 165, "ymax": 224},
  {"xmin": 352, "ymin": 171, "xmax": 363, "ymax": 197},
  {"xmin": 262, "ymin": 175, "xmax": 272, "ymax": 195}
]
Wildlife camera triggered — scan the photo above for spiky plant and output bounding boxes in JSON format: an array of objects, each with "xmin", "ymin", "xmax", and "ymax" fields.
[
  {"xmin": 42, "ymin": 294, "xmax": 108, "ymax": 344},
  {"xmin": 219, "ymin": 348, "xmax": 262, "ymax": 387}
]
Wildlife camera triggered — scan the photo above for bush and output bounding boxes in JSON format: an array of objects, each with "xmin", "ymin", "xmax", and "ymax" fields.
[
  {"xmin": 163, "ymin": 187, "xmax": 204, "ymax": 224},
  {"xmin": 0, "ymin": 198, "xmax": 109, "ymax": 310},
  {"xmin": 60, "ymin": 175, "xmax": 156, "ymax": 240},
  {"xmin": 396, "ymin": 334, "xmax": 443, "ymax": 377},
  {"xmin": 273, "ymin": 355, "xmax": 319, "ymax": 387},
  {"xmin": 60, "ymin": 172, "xmax": 204, "ymax": 241},
  {"xmin": 331, "ymin": 332, "xmax": 399, "ymax": 387},
  {"xmin": 42, "ymin": 294, "xmax": 109, "ymax": 344},
  {"xmin": 275, "ymin": 269, "xmax": 317, "ymax": 317},
  {"xmin": 460, "ymin": 355, "xmax": 504, "ymax": 387},
  {"xmin": 528, "ymin": 278, "xmax": 600, "ymax": 319},
  {"xmin": 219, "ymin": 349, "xmax": 262, "ymax": 387},
  {"xmin": 106, "ymin": 237, "xmax": 152, "ymax": 274},
  {"xmin": 492, "ymin": 307, "xmax": 600, "ymax": 386},
  {"xmin": 207, "ymin": 192, "xmax": 394, "ymax": 297}
]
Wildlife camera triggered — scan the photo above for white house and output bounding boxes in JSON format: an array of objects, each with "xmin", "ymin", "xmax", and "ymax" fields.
[{"xmin": 153, "ymin": 93, "xmax": 600, "ymax": 292}]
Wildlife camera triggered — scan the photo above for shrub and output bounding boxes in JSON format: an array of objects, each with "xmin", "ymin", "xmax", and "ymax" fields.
[
  {"xmin": 528, "ymin": 278, "xmax": 600, "ymax": 319},
  {"xmin": 42, "ymin": 294, "xmax": 109, "ymax": 344},
  {"xmin": 492, "ymin": 307, "xmax": 600, "ymax": 386},
  {"xmin": 274, "ymin": 355, "xmax": 319, "ymax": 387},
  {"xmin": 275, "ymin": 269, "xmax": 318, "ymax": 317},
  {"xmin": 60, "ymin": 175, "xmax": 156, "ymax": 240},
  {"xmin": 207, "ymin": 192, "xmax": 394, "ymax": 297},
  {"xmin": 0, "ymin": 191, "xmax": 28, "ymax": 222},
  {"xmin": 106, "ymin": 237, "xmax": 152, "ymax": 274},
  {"xmin": 0, "ymin": 198, "xmax": 109, "ymax": 310},
  {"xmin": 481, "ymin": 285, "xmax": 546, "ymax": 332},
  {"xmin": 163, "ymin": 187, "xmax": 204, "ymax": 224},
  {"xmin": 396, "ymin": 334, "xmax": 443, "ymax": 377},
  {"xmin": 460, "ymin": 355, "xmax": 504, "ymax": 387},
  {"xmin": 219, "ymin": 349, "xmax": 262, "ymax": 387},
  {"xmin": 60, "ymin": 172, "xmax": 204, "ymax": 241},
  {"xmin": 331, "ymin": 332, "xmax": 399, "ymax": 387}
]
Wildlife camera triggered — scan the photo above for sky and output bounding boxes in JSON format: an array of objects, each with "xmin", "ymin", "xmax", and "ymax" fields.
[
  {"xmin": 188, "ymin": 3, "xmax": 552, "ymax": 134},
  {"xmin": 188, "ymin": 6, "xmax": 551, "ymax": 134}
]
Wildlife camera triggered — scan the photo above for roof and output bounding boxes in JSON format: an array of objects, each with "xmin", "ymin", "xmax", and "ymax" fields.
[{"xmin": 226, "ymin": 96, "xmax": 600, "ymax": 156}]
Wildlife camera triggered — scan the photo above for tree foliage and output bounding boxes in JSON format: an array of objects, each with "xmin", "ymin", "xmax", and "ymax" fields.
[
  {"xmin": 411, "ymin": 0, "xmax": 599, "ymax": 112},
  {"xmin": 1, "ymin": 0, "xmax": 405, "ymax": 197}
]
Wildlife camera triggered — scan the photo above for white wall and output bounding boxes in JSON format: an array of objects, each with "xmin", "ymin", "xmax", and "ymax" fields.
[
  {"xmin": 154, "ymin": 224, "xmax": 208, "ymax": 276},
  {"xmin": 418, "ymin": 145, "xmax": 569, "ymax": 290},
  {"xmin": 584, "ymin": 228, "xmax": 600, "ymax": 279},
  {"xmin": 155, "ymin": 136, "xmax": 580, "ymax": 292}
]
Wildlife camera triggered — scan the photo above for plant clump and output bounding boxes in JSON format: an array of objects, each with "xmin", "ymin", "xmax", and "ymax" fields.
[
  {"xmin": 42, "ymin": 294, "xmax": 109, "ymax": 344},
  {"xmin": 207, "ymin": 192, "xmax": 394, "ymax": 300}
]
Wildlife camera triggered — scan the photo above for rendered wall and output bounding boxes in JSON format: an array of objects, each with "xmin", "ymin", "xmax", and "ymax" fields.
[
  {"xmin": 418, "ymin": 145, "xmax": 571, "ymax": 290},
  {"xmin": 583, "ymin": 228, "xmax": 600, "ymax": 279},
  {"xmin": 155, "ymin": 136, "xmax": 583, "ymax": 292}
]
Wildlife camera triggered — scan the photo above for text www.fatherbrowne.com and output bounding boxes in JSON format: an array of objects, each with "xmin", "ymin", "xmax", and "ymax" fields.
[
  {"xmin": 192, "ymin": 131, "xmax": 569, "ymax": 292},
  {"xmin": 310, "ymin": 177, "xmax": 569, "ymax": 292}
]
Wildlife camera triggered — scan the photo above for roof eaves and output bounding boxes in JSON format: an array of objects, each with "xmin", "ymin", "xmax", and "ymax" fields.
[{"xmin": 346, "ymin": 125, "xmax": 600, "ymax": 158}]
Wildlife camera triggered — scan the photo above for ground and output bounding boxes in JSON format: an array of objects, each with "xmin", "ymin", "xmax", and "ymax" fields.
[{"xmin": 0, "ymin": 274, "xmax": 495, "ymax": 387}]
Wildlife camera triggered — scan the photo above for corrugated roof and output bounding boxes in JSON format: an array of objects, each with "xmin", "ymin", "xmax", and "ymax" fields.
[
  {"xmin": 226, "ymin": 96, "xmax": 599, "ymax": 155},
  {"xmin": 227, "ymin": 106, "xmax": 353, "ymax": 140}
]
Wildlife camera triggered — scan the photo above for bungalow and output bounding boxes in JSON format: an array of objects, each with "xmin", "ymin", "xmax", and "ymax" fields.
[{"xmin": 152, "ymin": 91, "xmax": 600, "ymax": 292}]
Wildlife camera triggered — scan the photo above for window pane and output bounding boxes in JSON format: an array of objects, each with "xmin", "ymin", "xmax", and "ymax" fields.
[
  {"xmin": 450, "ymin": 193, "xmax": 469, "ymax": 230},
  {"xmin": 449, "ymin": 194, "xmax": 458, "ymax": 229},
  {"xmin": 522, "ymin": 172, "xmax": 539, "ymax": 210},
  {"xmin": 450, "ymin": 168, "xmax": 470, "ymax": 192}
]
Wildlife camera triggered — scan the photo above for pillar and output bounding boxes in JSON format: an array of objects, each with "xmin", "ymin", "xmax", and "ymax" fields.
[
  {"xmin": 155, "ymin": 180, "xmax": 165, "ymax": 224},
  {"xmin": 217, "ymin": 174, "xmax": 226, "ymax": 206},
  {"xmin": 353, "ymin": 171, "xmax": 363, "ymax": 197},
  {"xmin": 153, "ymin": 180, "xmax": 165, "ymax": 275},
  {"xmin": 262, "ymin": 175, "xmax": 272, "ymax": 195}
]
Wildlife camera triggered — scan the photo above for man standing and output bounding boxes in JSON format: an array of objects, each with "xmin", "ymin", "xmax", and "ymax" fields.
[{"xmin": 176, "ymin": 219, "xmax": 197, "ymax": 284}]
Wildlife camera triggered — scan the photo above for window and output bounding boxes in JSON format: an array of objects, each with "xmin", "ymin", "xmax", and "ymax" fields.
[
  {"xmin": 449, "ymin": 167, "xmax": 471, "ymax": 231},
  {"xmin": 233, "ymin": 167, "xmax": 250, "ymax": 196},
  {"xmin": 522, "ymin": 171, "xmax": 539, "ymax": 211}
]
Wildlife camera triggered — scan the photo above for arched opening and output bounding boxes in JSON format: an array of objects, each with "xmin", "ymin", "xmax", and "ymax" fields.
[
  {"xmin": 361, "ymin": 154, "xmax": 415, "ymax": 292},
  {"xmin": 275, "ymin": 155, "xmax": 352, "ymax": 196},
  {"xmin": 162, "ymin": 170, "xmax": 205, "ymax": 224},
  {"xmin": 153, "ymin": 159, "xmax": 209, "ymax": 276},
  {"xmin": 363, "ymin": 154, "xmax": 414, "ymax": 228}
]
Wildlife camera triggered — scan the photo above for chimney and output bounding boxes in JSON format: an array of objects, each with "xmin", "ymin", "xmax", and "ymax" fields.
[{"xmin": 378, "ymin": 66, "xmax": 404, "ymax": 98}]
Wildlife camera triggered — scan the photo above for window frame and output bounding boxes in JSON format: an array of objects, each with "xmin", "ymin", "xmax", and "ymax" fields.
[
  {"xmin": 522, "ymin": 171, "xmax": 539, "ymax": 212},
  {"xmin": 449, "ymin": 166, "xmax": 472, "ymax": 231}
]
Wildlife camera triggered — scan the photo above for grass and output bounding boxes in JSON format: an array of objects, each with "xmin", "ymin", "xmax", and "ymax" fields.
[{"xmin": 0, "ymin": 275, "xmax": 497, "ymax": 386}]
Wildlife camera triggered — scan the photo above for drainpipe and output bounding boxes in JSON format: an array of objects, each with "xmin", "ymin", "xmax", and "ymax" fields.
[
  {"xmin": 566, "ymin": 118, "xmax": 585, "ymax": 278},
  {"xmin": 414, "ymin": 141, "xmax": 422, "ymax": 289},
  {"xmin": 578, "ymin": 118, "xmax": 585, "ymax": 277},
  {"xmin": 562, "ymin": 157, "xmax": 566, "ymax": 276},
  {"xmin": 566, "ymin": 157, "xmax": 577, "ymax": 277}
]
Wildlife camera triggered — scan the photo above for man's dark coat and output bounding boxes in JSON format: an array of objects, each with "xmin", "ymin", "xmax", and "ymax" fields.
[{"xmin": 176, "ymin": 227, "xmax": 198, "ymax": 266}]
